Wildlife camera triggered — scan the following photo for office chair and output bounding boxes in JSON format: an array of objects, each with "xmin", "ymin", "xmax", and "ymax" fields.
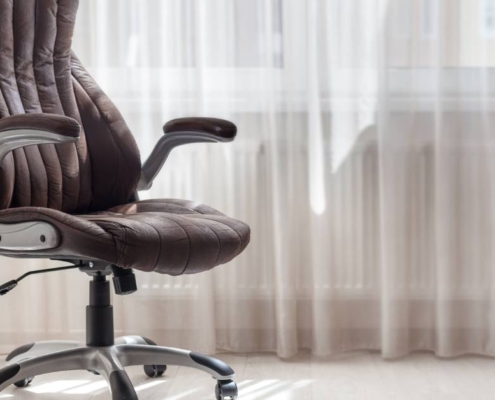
[{"xmin": 0, "ymin": 1, "xmax": 250, "ymax": 399}]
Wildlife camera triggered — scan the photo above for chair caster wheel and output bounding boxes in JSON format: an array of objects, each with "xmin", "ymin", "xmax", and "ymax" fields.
[
  {"xmin": 14, "ymin": 376, "xmax": 34, "ymax": 388},
  {"xmin": 144, "ymin": 364, "xmax": 167, "ymax": 378},
  {"xmin": 215, "ymin": 380, "xmax": 238, "ymax": 400}
]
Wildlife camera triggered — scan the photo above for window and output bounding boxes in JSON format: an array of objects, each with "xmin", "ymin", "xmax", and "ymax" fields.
[{"xmin": 481, "ymin": 0, "xmax": 495, "ymax": 38}]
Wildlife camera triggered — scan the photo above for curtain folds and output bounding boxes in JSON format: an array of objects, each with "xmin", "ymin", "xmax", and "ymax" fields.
[{"xmin": 1, "ymin": 0, "xmax": 495, "ymax": 359}]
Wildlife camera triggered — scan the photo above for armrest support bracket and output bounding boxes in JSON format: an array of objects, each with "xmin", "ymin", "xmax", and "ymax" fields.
[
  {"xmin": 138, "ymin": 117, "xmax": 237, "ymax": 191},
  {"xmin": 138, "ymin": 132, "xmax": 221, "ymax": 191},
  {"xmin": 0, "ymin": 113, "xmax": 81, "ymax": 165},
  {"xmin": 0, "ymin": 129, "xmax": 79, "ymax": 165}
]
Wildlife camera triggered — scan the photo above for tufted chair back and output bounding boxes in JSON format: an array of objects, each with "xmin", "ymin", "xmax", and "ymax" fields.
[{"xmin": 0, "ymin": 0, "xmax": 141, "ymax": 213}]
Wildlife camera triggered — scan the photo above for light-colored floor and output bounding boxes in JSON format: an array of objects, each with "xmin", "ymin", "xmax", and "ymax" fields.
[{"xmin": 0, "ymin": 351, "xmax": 494, "ymax": 399}]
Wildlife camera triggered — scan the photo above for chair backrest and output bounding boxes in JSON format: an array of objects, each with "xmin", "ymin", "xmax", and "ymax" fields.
[{"xmin": 0, "ymin": 0, "xmax": 142, "ymax": 213}]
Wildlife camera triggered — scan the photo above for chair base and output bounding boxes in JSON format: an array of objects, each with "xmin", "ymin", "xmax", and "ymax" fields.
[
  {"xmin": 0, "ymin": 336, "xmax": 238, "ymax": 399},
  {"xmin": 0, "ymin": 268, "xmax": 237, "ymax": 399}
]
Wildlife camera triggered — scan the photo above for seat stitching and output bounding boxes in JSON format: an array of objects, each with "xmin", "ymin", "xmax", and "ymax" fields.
[
  {"xmin": 174, "ymin": 214, "xmax": 222, "ymax": 267},
  {"xmin": 100, "ymin": 214, "xmax": 181, "ymax": 273},
  {"xmin": 13, "ymin": 1, "xmax": 49, "ymax": 208},
  {"xmin": 133, "ymin": 218, "xmax": 162, "ymax": 272},
  {"xmin": 42, "ymin": 0, "xmax": 70, "ymax": 211},
  {"xmin": 186, "ymin": 215, "xmax": 244, "ymax": 245},
  {"xmin": 32, "ymin": 1, "xmax": 64, "ymax": 210},
  {"xmin": 133, "ymin": 200, "xmax": 203, "ymax": 215},
  {"xmin": 71, "ymin": 78, "xmax": 95, "ymax": 211},
  {"xmin": 8, "ymin": 2, "xmax": 33, "ymax": 208},
  {"xmin": 155, "ymin": 215, "xmax": 191, "ymax": 275},
  {"xmin": 91, "ymin": 220, "xmax": 126, "ymax": 263},
  {"xmin": 117, "ymin": 224, "xmax": 128, "ymax": 266},
  {"xmin": 52, "ymin": 0, "xmax": 81, "ymax": 211},
  {"xmin": 202, "ymin": 216, "xmax": 244, "ymax": 252}
]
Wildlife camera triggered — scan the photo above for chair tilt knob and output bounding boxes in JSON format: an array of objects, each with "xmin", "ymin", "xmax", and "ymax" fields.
[{"xmin": 112, "ymin": 266, "xmax": 138, "ymax": 295}]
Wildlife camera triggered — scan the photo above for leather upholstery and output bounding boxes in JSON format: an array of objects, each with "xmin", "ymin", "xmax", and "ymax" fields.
[
  {"xmin": 0, "ymin": 0, "xmax": 250, "ymax": 274},
  {"xmin": 0, "ymin": 200, "xmax": 250, "ymax": 274},
  {"xmin": 164, "ymin": 118, "xmax": 237, "ymax": 140},
  {"xmin": 0, "ymin": 0, "xmax": 141, "ymax": 213},
  {"xmin": 0, "ymin": 113, "xmax": 80, "ymax": 138}
]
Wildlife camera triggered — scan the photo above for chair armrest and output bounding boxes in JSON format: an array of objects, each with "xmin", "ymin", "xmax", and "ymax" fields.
[
  {"xmin": 164, "ymin": 117, "xmax": 237, "ymax": 139},
  {"xmin": 138, "ymin": 117, "xmax": 237, "ymax": 191},
  {"xmin": 0, "ymin": 113, "xmax": 81, "ymax": 164}
]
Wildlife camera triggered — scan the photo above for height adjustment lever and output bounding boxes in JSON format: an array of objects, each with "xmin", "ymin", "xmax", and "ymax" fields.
[
  {"xmin": 0, "ymin": 264, "xmax": 85, "ymax": 296},
  {"xmin": 112, "ymin": 266, "xmax": 137, "ymax": 295}
]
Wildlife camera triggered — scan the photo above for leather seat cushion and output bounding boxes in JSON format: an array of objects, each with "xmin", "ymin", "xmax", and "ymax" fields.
[{"xmin": 0, "ymin": 199, "xmax": 250, "ymax": 275}]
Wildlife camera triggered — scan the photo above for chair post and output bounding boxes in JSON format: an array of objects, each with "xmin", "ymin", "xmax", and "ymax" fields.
[{"xmin": 86, "ymin": 275, "xmax": 114, "ymax": 347}]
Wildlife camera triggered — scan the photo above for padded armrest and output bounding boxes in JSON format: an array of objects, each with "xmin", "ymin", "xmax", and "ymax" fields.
[
  {"xmin": 0, "ymin": 113, "xmax": 80, "ymax": 164},
  {"xmin": 164, "ymin": 117, "xmax": 237, "ymax": 141},
  {"xmin": 138, "ymin": 117, "xmax": 237, "ymax": 191},
  {"xmin": 0, "ymin": 113, "xmax": 81, "ymax": 137}
]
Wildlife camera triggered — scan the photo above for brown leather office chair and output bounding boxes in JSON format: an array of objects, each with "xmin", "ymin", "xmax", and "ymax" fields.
[{"xmin": 0, "ymin": 1, "xmax": 249, "ymax": 399}]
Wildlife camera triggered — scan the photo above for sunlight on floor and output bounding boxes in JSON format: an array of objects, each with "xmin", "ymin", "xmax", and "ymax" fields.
[
  {"xmin": 0, "ymin": 378, "xmax": 313, "ymax": 399},
  {"xmin": 27, "ymin": 380, "xmax": 91, "ymax": 393},
  {"xmin": 64, "ymin": 381, "xmax": 108, "ymax": 394},
  {"xmin": 165, "ymin": 388, "xmax": 200, "ymax": 400},
  {"xmin": 239, "ymin": 379, "xmax": 313, "ymax": 400},
  {"xmin": 1, "ymin": 352, "xmax": 492, "ymax": 400},
  {"xmin": 135, "ymin": 380, "xmax": 165, "ymax": 392}
]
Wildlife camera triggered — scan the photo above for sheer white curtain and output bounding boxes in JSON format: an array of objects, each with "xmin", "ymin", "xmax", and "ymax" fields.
[{"xmin": 1, "ymin": 0, "xmax": 495, "ymax": 359}]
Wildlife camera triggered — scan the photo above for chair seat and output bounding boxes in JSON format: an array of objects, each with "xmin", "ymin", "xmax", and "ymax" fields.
[{"xmin": 0, "ymin": 200, "xmax": 250, "ymax": 275}]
